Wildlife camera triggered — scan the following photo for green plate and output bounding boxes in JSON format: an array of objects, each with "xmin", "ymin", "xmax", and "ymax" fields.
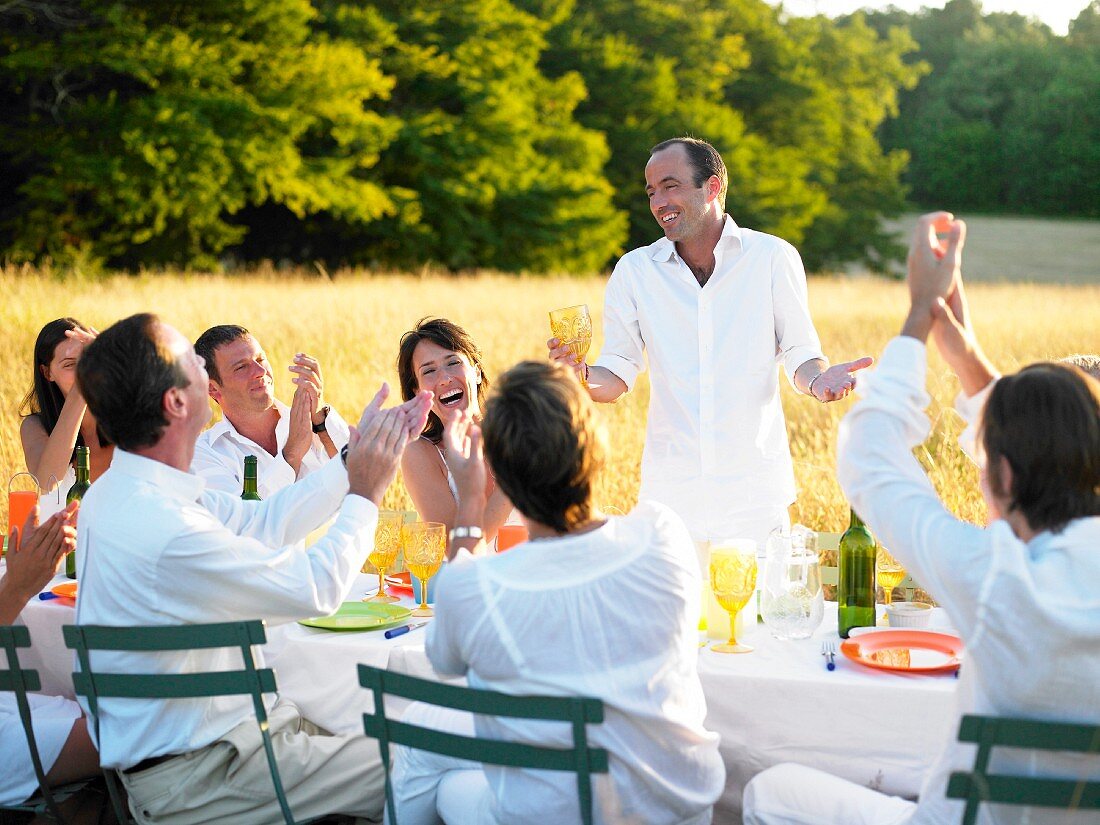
[{"xmin": 299, "ymin": 602, "xmax": 412, "ymax": 632}]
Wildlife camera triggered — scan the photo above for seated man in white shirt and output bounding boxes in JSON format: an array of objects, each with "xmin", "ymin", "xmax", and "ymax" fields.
[
  {"xmin": 192, "ymin": 324, "xmax": 350, "ymax": 498},
  {"xmin": 391, "ymin": 361, "xmax": 726, "ymax": 824},
  {"xmin": 74, "ymin": 312, "xmax": 432, "ymax": 825},
  {"xmin": 0, "ymin": 502, "xmax": 101, "ymax": 816},
  {"xmin": 742, "ymin": 213, "xmax": 1100, "ymax": 824}
]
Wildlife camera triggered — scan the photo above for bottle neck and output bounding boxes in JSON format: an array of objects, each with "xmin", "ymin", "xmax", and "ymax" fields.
[
  {"xmin": 74, "ymin": 448, "xmax": 90, "ymax": 484},
  {"xmin": 848, "ymin": 509, "xmax": 865, "ymax": 530},
  {"xmin": 243, "ymin": 458, "xmax": 258, "ymax": 497}
]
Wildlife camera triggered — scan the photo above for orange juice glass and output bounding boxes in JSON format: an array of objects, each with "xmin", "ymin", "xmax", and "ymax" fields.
[
  {"xmin": 7, "ymin": 490, "xmax": 38, "ymax": 548},
  {"xmin": 496, "ymin": 524, "xmax": 529, "ymax": 552}
]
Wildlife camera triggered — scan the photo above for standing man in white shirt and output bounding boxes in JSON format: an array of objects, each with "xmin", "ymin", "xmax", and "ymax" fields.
[
  {"xmin": 192, "ymin": 324, "xmax": 350, "ymax": 498},
  {"xmin": 742, "ymin": 212, "xmax": 1100, "ymax": 824},
  {"xmin": 548, "ymin": 137, "xmax": 872, "ymax": 547},
  {"xmin": 74, "ymin": 312, "xmax": 432, "ymax": 824}
]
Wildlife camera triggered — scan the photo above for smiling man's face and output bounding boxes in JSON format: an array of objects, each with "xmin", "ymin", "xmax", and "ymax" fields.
[{"xmin": 645, "ymin": 143, "xmax": 720, "ymax": 243}]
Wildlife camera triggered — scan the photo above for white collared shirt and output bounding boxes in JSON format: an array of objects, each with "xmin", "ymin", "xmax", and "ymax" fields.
[
  {"xmin": 426, "ymin": 502, "xmax": 724, "ymax": 824},
  {"xmin": 74, "ymin": 450, "xmax": 377, "ymax": 769},
  {"xmin": 838, "ymin": 337, "xmax": 1100, "ymax": 824},
  {"xmin": 191, "ymin": 400, "xmax": 350, "ymax": 498},
  {"xmin": 594, "ymin": 216, "xmax": 825, "ymax": 541}
]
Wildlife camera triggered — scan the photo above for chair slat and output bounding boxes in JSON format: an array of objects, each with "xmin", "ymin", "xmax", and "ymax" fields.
[
  {"xmin": 0, "ymin": 625, "xmax": 32, "ymax": 647},
  {"xmin": 363, "ymin": 713, "xmax": 610, "ymax": 773},
  {"xmin": 64, "ymin": 620, "xmax": 267, "ymax": 651},
  {"xmin": 71, "ymin": 668, "xmax": 277, "ymax": 699},
  {"xmin": 0, "ymin": 671, "xmax": 42, "ymax": 692},
  {"xmin": 360, "ymin": 665, "xmax": 604, "ymax": 723},
  {"xmin": 948, "ymin": 773, "xmax": 1100, "ymax": 810},
  {"xmin": 957, "ymin": 715, "xmax": 1100, "ymax": 753}
]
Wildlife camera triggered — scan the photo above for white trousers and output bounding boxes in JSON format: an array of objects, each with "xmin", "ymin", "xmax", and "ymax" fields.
[
  {"xmin": 389, "ymin": 703, "xmax": 494, "ymax": 825},
  {"xmin": 743, "ymin": 763, "xmax": 916, "ymax": 825}
]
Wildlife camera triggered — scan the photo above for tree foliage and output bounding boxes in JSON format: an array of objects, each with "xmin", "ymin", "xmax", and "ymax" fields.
[{"xmin": 860, "ymin": 0, "xmax": 1099, "ymax": 218}]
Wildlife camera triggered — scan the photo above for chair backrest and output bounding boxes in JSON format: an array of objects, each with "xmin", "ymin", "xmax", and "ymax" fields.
[
  {"xmin": 359, "ymin": 664, "xmax": 609, "ymax": 825},
  {"xmin": 946, "ymin": 713, "xmax": 1100, "ymax": 824},
  {"xmin": 0, "ymin": 624, "xmax": 69, "ymax": 821},
  {"xmin": 62, "ymin": 621, "xmax": 298, "ymax": 825}
]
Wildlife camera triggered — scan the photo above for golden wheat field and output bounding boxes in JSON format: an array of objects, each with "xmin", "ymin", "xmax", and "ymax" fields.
[{"xmin": 2, "ymin": 266, "xmax": 1098, "ymax": 537}]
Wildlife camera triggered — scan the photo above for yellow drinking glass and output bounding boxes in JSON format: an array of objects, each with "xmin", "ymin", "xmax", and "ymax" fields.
[
  {"xmin": 709, "ymin": 545, "xmax": 758, "ymax": 654},
  {"xmin": 364, "ymin": 511, "xmax": 404, "ymax": 603},
  {"xmin": 402, "ymin": 521, "xmax": 447, "ymax": 618},
  {"xmin": 549, "ymin": 304, "xmax": 593, "ymax": 384},
  {"xmin": 877, "ymin": 546, "xmax": 906, "ymax": 606}
]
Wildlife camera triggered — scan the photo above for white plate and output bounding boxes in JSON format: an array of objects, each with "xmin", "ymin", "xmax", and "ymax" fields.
[{"xmin": 848, "ymin": 625, "xmax": 958, "ymax": 638}]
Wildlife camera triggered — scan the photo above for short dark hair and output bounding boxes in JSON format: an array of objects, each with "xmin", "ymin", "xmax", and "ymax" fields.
[
  {"xmin": 482, "ymin": 361, "xmax": 606, "ymax": 534},
  {"xmin": 397, "ymin": 318, "xmax": 488, "ymax": 444},
  {"xmin": 77, "ymin": 313, "xmax": 192, "ymax": 451},
  {"xmin": 651, "ymin": 136, "xmax": 728, "ymax": 209},
  {"xmin": 981, "ymin": 362, "xmax": 1100, "ymax": 533},
  {"xmin": 194, "ymin": 324, "xmax": 251, "ymax": 384}
]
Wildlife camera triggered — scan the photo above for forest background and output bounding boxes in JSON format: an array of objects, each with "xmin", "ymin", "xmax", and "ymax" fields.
[{"xmin": 2, "ymin": 0, "xmax": 1098, "ymax": 275}]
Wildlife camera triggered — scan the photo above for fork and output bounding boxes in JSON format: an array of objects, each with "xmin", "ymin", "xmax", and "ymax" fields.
[{"xmin": 821, "ymin": 640, "xmax": 837, "ymax": 671}]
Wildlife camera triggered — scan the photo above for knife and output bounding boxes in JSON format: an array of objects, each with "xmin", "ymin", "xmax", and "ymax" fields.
[{"xmin": 385, "ymin": 622, "xmax": 430, "ymax": 640}]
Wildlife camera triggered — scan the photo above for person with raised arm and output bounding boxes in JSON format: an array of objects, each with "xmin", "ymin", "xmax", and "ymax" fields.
[
  {"xmin": 548, "ymin": 137, "xmax": 873, "ymax": 550},
  {"xmin": 742, "ymin": 212, "xmax": 1100, "ymax": 824},
  {"xmin": 191, "ymin": 324, "xmax": 350, "ymax": 498},
  {"xmin": 20, "ymin": 318, "xmax": 112, "ymax": 512},
  {"xmin": 73, "ymin": 312, "xmax": 431, "ymax": 824}
]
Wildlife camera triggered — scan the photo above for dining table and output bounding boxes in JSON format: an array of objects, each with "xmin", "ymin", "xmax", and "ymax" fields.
[{"xmin": 13, "ymin": 564, "xmax": 960, "ymax": 823}]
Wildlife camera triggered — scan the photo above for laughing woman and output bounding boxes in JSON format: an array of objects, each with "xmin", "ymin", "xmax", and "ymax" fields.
[{"xmin": 397, "ymin": 318, "xmax": 513, "ymax": 547}]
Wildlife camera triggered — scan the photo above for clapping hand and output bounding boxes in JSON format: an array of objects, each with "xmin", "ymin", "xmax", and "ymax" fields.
[
  {"xmin": 345, "ymin": 384, "xmax": 433, "ymax": 504},
  {"xmin": 289, "ymin": 353, "xmax": 327, "ymax": 425},
  {"xmin": 282, "ymin": 382, "xmax": 315, "ymax": 472},
  {"xmin": 440, "ymin": 410, "xmax": 487, "ymax": 509},
  {"xmin": 0, "ymin": 502, "xmax": 78, "ymax": 623},
  {"xmin": 908, "ymin": 212, "xmax": 966, "ymax": 314}
]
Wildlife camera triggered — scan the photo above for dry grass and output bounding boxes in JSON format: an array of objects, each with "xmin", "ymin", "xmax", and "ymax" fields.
[{"xmin": 2, "ymin": 266, "xmax": 1098, "ymax": 537}]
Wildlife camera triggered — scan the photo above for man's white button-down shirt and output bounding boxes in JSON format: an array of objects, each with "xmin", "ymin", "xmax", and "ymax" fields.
[
  {"xmin": 191, "ymin": 400, "xmax": 350, "ymax": 498},
  {"xmin": 74, "ymin": 450, "xmax": 376, "ymax": 769},
  {"xmin": 594, "ymin": 216, "xmax": 824, "ymax": 541}
]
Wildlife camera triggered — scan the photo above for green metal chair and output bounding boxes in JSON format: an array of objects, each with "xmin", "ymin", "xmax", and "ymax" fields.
[
  {"xmin": 0, "ymin": 624, "xmax": 94, "ymax": 823},
  {"xmin": 359, "ymin": 664, "xmax": 609, "ymax": 825},
  {"xmin": 946, "ymin": 713, "xmax": 1100, "ymax": 824},
  {"xmin": 63, "ymin": 620, "xmax": 302, "ymax": 825}
]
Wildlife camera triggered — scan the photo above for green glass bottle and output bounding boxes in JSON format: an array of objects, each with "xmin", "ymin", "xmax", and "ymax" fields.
[
  {"xmin": 65, "ymin": 446, "xmax": 91, "ymax": 579},
  {"xmin": 838, "ymin": 509, "xmax": 877, "ymax": 638},
  {"xmin": 241, "ymin": 455, "xmax": 262, "ymax": 501}
]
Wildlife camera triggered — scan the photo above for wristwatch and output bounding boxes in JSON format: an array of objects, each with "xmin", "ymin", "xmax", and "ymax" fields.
[
  {"xmin": 312, "ymin": 405, "xmax": 331, "ymax": 433},
  {"xmin": 448, "ymin": 526, "xmax": 484, "ymax": 543}
]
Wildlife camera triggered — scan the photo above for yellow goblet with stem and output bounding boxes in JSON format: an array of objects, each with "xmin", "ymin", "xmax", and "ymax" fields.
[
  {"xmin": 403, "ymin": 522, "xmax": 447, "ymax": 618},
  {"xmin": 364, "ymin": 511, "xmax": 404, "ymax": 603},
  {"xmin": 549, "ymin": 304, "xmax": 593, "ymax": 385},
  {"xmin": 710, "ymin": 545, "xmax": 758, "ymax": 654},
  {"xmin": 877, "ymin": 546, "xmax": 906, "ymax": 606}
]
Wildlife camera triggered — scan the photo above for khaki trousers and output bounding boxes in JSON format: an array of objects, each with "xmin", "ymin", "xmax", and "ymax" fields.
[{"xmin": 119, "ymin": 700, "xmax": 384, "ymax": 825}]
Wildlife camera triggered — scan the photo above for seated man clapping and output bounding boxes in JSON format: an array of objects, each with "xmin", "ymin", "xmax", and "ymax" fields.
[
  {"xmin": 742, "ymin": 213, "xmax": 1100, "ymax": 824},
  {"xmin": 391, "ymin": 361, "xmax": 725, "ymax": 824},
  {"xmin": 192, "ymin": 324, "xmax": 350, "ymax": 497}
]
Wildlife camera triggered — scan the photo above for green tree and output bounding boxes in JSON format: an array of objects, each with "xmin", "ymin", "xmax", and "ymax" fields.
[
  {"xmin": 0, "ymin": 0, "xmax": 399, "ymax": 267},
  {"xmin": 309, "ymin": 0, "xmax": 626, "ymax": 273}
]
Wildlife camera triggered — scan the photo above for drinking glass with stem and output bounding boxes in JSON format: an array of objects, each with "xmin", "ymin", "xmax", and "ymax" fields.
[
  {"xmin": 709, "ymin": 543, "xmax": 758, "ymax": 654},
  {"xmin": 363, "ymin": 511, "xmax": 404, "ymax": 603},
  {"xmin": 548, "ymin": 304, "xmax": 593, "ymax": 386},
  {"xmin": 403, "ymin": 521, "xmax": 447, "ymax": 618},
  {"xmin": 876, "ymin": 545, "xmax": 906, "ymax": 606}
]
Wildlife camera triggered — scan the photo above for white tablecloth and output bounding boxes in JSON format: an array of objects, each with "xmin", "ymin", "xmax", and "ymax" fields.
[{"xmin": 16, "ymin": 570, "xmax": 958, "ymax": 823}]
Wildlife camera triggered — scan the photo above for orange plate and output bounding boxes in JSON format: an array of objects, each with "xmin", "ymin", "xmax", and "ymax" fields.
[
  {"xmin": 51, "ymin": 582, "xmax": 78, "ymax": 599},
  {"xmin": 840, "ymin": 629, "xmax": 963, "ymax": 674},
  {"xmin": 386, "ymin": 572, "xmax": 414, "ymax": 596}
]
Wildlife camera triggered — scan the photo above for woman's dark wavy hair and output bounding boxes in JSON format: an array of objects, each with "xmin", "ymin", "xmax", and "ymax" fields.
[
  {"xmin": 397, "ymin": 318, "xmax": 488, "ymax": 444},
  {"xmin": 20, "ymin": 318, "xmax": 109, "ymax": 460},
  {"xmin": 981, "ymin": 362, "xmax": 1100, "ymax": 533}
]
